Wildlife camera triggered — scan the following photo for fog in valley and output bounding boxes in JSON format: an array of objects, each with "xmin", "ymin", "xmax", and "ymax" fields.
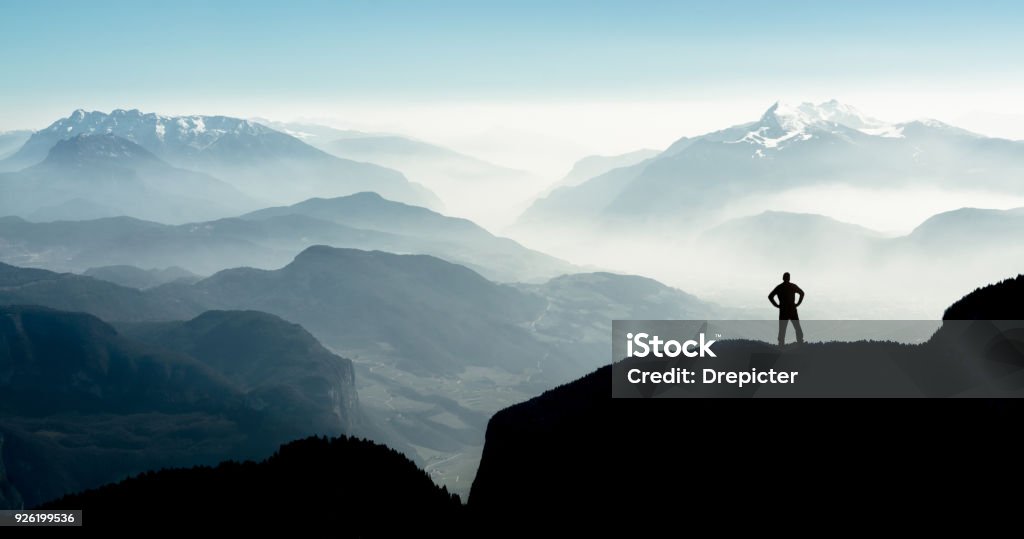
[
  {"xmin": 505, "ymin": 101, "xmax": 1024, "ymax": 320},
  {"xmin": 2, "ymin": 99, "xmax": 1023, "ymax": 501},
  {"xmin": 508, "ymin": 182, "xmax": 1024, "ymax": 320}
]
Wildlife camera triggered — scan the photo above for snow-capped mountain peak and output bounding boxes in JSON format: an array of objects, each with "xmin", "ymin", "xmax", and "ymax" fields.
[
  {"xmin": 36, "ymin": 109, "xmax": 275, "ymax": 154},
  {"xmin": 763, "ymin": 100, "xmax": 890, "ymax": 132},
  {"xmin": 731, "ymin": 100, "xmax": 902, "ymax": 150},
  {"xmin": 0, "ymin": 108, "xmax": 338, "ymax": 173}
]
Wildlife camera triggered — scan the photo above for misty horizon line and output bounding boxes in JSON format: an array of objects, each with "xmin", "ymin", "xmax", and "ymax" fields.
[
  {"xmin": 4, "ymin": 98, "xmax": 1024, "ymax": 166},
  {"xmin": 6, "ymin": 98, "xmax": 1016, "ymax": 136}
]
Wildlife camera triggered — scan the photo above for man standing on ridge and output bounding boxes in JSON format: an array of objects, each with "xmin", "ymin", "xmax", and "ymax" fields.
[{"xmin": 769, "ymin": 272, "xmax": 804, "ymax": 346}]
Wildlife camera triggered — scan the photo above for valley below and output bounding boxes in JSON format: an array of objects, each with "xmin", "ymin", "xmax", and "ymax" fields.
[{"xmin": 1, "ymin": 99, "xmax": 1023, "ymax": 513}]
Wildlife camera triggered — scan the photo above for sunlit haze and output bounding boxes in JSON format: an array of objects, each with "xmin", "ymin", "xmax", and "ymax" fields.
[
  {"xmin": 4, "ymin": 1, "xmax": 1024, "ymax": 178},
  {"xmin": 3, "ymin": 1, "xmax": 1024, "ymax": 519}
]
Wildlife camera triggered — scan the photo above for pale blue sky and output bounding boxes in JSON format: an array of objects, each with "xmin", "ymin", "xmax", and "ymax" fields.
[{"xmin": 3, "ymin": 1, "xmax": 1023, "ymax": 161}]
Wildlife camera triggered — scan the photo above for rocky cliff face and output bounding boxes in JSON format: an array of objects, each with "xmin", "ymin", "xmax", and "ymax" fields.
[{"xmin": 0, "ymin": 306, "xmax": 359, "ymax": 508}]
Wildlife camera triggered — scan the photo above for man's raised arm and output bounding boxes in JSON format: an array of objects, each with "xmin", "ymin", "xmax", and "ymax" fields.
[
  {"xmin": 795, "ymin": 285, "xmax": 805, "ymax": 307},
  {"xmin": 768, "ymin": 286, "xmax": 780, "ymax": 308}
]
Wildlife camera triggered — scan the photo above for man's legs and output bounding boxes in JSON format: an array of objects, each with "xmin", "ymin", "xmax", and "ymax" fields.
[
  {"xmin": 792, "ymin": 319, "xmax": 804, "ymax": 344},
  {"xmin": 778, "ymin": 319, "xmax": 788, "ymax": 346}
]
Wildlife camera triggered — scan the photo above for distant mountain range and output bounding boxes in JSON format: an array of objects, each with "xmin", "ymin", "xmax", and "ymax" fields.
[
  {"xmin": 904, "ymin": 206, "xmax": 1024, "ymax": 249},
  {"xmin": 146, "ymin": 246, "xmax": 714, "ymax": 376},
  {"xmin": 259, "ymin": 119, "xmax": 526, "ymax": 179},
  {"xmin": 14, "ymin": 100, "xmax": 1023, "ymax": 514},
  {"xmin": 0, "ymin": 130, "xmax": 31, "ymax": 160},
  {"xmin": 0, "ymin": 191, "xmax": 576, "ymax": 282},
  {"xmin": 700, "ymin": 210, "xmax": 885, "ymax": 268},
  {"xmin": 2, "ymin": 242, "xmax": 712, "ymax": 379},
  {"xmin": 151, "ymin": 246, "xmax": 553, "ymax": 376},
  {"xmin": 0, "ymin": 306, "xmax": 359, "ymax": 507},
  {"xmin": 248, "ymin": 119, "xmax": 377, "ymax": 145},
  {"xmin": 242, "ymin": 193, "xmax": 575, "ymax": 281},
  {"xmin": 697, "ymin": 207, "xmax": 1024, "ymax": 272},
  {"xmin": 0, "ymin": 247, "xmax": 717, "ymax": 495},
  {"xmin": 0, "ymin": 134, "xmax": 254, "ymax": 223},
  {"xmin": 676, "ymin": 206, "xmax": 1024, "ymax": 318},
  {"xmin": 2, "ymin": 245, "xmax": 713, "ymax": 381},
  {"xmin": 5, "ymin": 109, "xmax": 288, "ymax": 169},
  {"xmin": 0, "ymin": 245, "xmax": 713, "ymax": 379},
  {"xmin": 319, "ymin": 133, "xmax": 532, "ymax": 184},
  {"xmin": 300, "ymin": 124, "xmax": 540, "ymax": 230},
  {"xmin": 142, "ymin": 247, "xmax": 715, "ymax": 491},
  {"xmin": 516, "ymin": 100, "xmax": 1024, "ymax": 231},
  {"xmin": 554, "ymin": 149, "xmax": 659, "ymax": 190},
  {"xmin": 0, "ymin": 261, "xmax": 193, "ymax": 321},
  {"xmin": 83, "ymin": 265, "xmax": 200, "ymax": 289},
  {"xmin": 1, "ymin": 109, "xmax": 440, "ymax": 209},
  {"xmin": 256, "ymin": 120, "xmax": 550, "ymax": 229}
]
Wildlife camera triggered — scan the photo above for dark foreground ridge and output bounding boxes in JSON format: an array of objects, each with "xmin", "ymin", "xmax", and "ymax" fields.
[
  {"xmin": 468, "ymin": 274, "xmax": 1024, "ymax": 528},
  {"xmin": 15, "ymin": 274, "xmax": 1024, "ymax": 532},
  {"xmin": 468, "ymin": 369, "xmax": 1024, "ymax": 530},
  {"xmin": 42, "ymin": 436, "xmax": 462, "ymax": 532},
  {"xmin": 944, "ymin": 274, "xmax": 1024, "ymax": 320}
]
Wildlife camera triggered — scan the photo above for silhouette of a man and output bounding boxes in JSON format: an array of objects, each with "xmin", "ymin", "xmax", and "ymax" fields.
[{"xmin": 769, "ymin": 272, "xmax": 804, "ymax": 346}]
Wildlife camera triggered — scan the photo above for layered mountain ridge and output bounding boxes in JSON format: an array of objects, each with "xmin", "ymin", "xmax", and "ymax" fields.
[
  {"xmin": 1, "ymin": 109, "xmax": 440, "ymax": 209},
  {"xmin": 0, "ymin": 191, "xmax": 576, "ymax": 282},
  {"xmin": 517, "ymin": 100, "xmax": 1024, "ymax": 231},
  {"xmin": 0, "ymin": 134, "xmax": 253, "ymax": 223}
]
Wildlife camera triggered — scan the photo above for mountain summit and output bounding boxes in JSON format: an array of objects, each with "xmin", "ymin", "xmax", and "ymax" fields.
[
  {"xmin": 516, "ymin": 99, "xmax": 1024, "ymax": 232},
  {"xmin": 763, "ymin": 100, "xmax": 890, "ymax": 132},
  {"xmin": 722, "ymin": 100, "xmax": 898, "ymax": 150},
  {"xmin": 44, "ymin": 133, "xmax": 160, "ymax": 167},
  {"xmin": 8, "ymin": 109, "xmax": 280, "ymax": 168},
  {"xmin": 1, "ymin": 109, "xmax": 440, "ymax": 207}
]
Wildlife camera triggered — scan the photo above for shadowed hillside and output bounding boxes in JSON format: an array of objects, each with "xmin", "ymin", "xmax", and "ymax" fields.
[
  {"xmin": 0, "ymin": 134, "xmax": 252, "ymax": 223},
  {"xmin": 0, "ymin": 252, "xmax": 718, "ymax": 495},
  {"xmin": 119, "ymin": 310, "xmax": 359, "ymax": 434},
  {"xmin": 41, "ymin": 436, "xmax": 462, "ymax": 533},
  {"xmin": 152, "ymin": 246, "xmax": 552, "ymax": 377},
  {"xmin": 0, "ymin": 261, "xmax": 191, "ymax": 321},
  {"xmin": 0, "ymin": 306, "xmax": 358, "ymax": 508}
]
